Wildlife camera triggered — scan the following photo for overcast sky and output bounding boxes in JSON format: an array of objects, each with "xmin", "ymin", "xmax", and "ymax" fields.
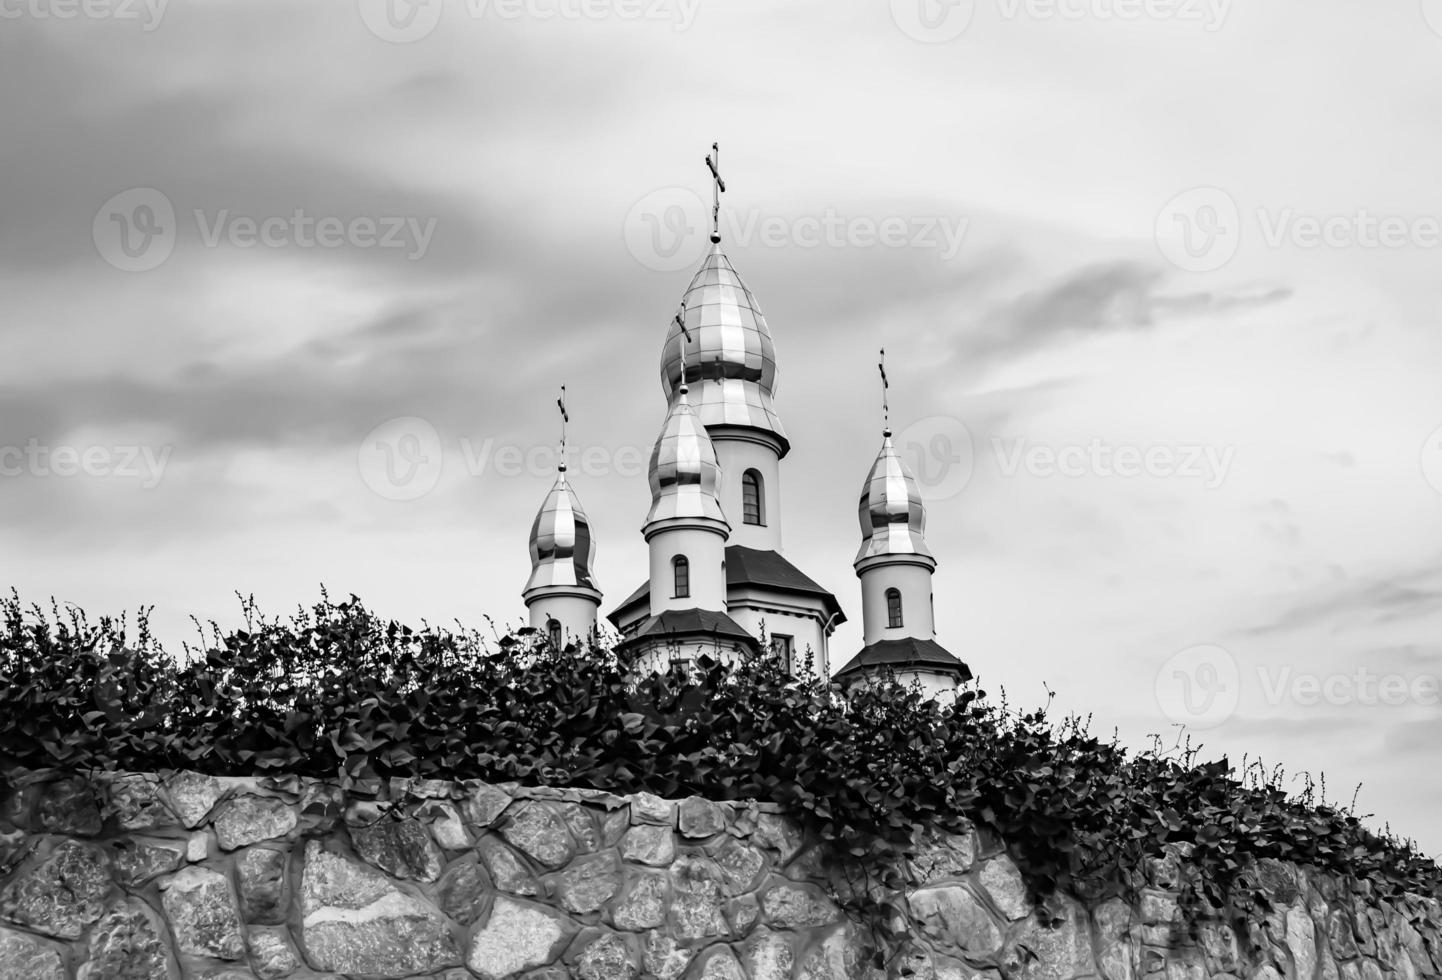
[{"xmin": 4, "ymin": 0, "xmax": 1442, "ymax": 852}]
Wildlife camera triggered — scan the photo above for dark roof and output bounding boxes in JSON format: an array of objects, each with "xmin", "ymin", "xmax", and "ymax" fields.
[
  {"xmin": 616, "ymin": 608, "xmax": 761, "ymax": 654},
  {"xmin": 607, "ymin": 546, "xmax": 845, "ymax": 626},
  {"xmin": 833, "ymin": 638, "xmax": 972, "ymax": 681}
]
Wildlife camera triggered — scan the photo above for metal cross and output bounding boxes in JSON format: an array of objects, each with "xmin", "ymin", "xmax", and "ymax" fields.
[
  {"xmin": 705, "ymin": 142, "xmax": 726, "ymax": 244},
  {"xmin": 878, "ymin": 348, "xmax": 890, "ymax": 436}
]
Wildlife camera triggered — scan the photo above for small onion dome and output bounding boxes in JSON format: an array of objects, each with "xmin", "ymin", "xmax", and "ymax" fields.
[
  {"xmin": 659, "ymin": 242, "xmax": 788, "ymax": 454},
  {"xmin": 645, "ymin": 389, "xmax": 727, "ymax": 527},
  {"xmin": 524, "ymin": 464, "xmax": 599, "ymax": 593},
  {"xmin": 855, "ymin": 431, "xmax": 933, "ymax": 564}
]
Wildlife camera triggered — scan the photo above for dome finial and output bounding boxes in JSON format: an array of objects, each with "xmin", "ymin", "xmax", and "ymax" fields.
[
  {"xmin": 673, "ymin": 298, "xmax": 692, "ymax": 397},
  {"xmin": 556, "ymin": 384, "xmax": 570, "ymax": 473},
  {"xmin": 878, "ymin": 348, "xmax": 891, "ymax": 438},
  {"xmin": 705, "ymin": 142, "xmax": 726, "ymax": 244}
]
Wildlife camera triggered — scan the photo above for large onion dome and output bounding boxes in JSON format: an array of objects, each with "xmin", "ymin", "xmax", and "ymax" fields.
[
  {"xmin": 659, "ymin": 242, "xmax": 788, "ymax": 454},
  {"xmin": 855, "ymin": 430, "xmax": 933, "ymax": 564},
  {"xmin": 644, "ymin": 388, "xmax": 728, "ymax": 528},
  {"xmin": 524, "ymin": 463, "xmax": 599, "ymax": 593}
]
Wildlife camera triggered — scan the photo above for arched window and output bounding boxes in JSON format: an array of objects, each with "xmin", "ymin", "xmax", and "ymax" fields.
[
  {"xmin": 547, "ymin": 618, "xmax": 562, "ymax": 648},
  {"xmin": 673, "ymin": 555, "xmax": 690, "ymax": 598},
  {"xmin": 741, "ymin": 469, "xmax": 765, "ymax": 525},
  {"xmin": 886, "ymin": 588, "xmax": 903, "ymax": 628}
]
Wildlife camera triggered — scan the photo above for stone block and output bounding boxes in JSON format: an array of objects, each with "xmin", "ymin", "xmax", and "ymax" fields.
[
  {"xmin": 552, "ymin": 851, "xmax": 624, "ymax": 914},
  {"xmin": 160, "ymin": 865, "xmax": 245, "ymax": 960},
  {"xmin": 678, "ymin": 798, "xmax": 725, "ymax": 838},
  {"xmin": 81, "ymin": 898, "xmax": 174, "ymax": 980},
  {"xmin": 761, "ymin": 881, "xmax": 842, "ymax": 928},
  {"xmin": 165, "ymin": 771, "xmax": 226, "ymax": 829},
  {"xmin": 478, "ymin": 835, "xmax": 541, "ymax": 896},
  {"xmin": 465, "ymin": 783, "xmax": 515, "ymax": 828},
  {"xmin": 614, "ymin": 871, "xmax": 669, "ymax": 931},
  {"xmin": 622, "ymin": 823, "xmax": 676, "ymax": 866},
  {"xmin": 467, "ymin": 896, "xmax": 577, "ymax": 980},
  {"xmin": 111, "ymin": 838, "xmax": 185, "ymax": 886},
  {"xmin": 744, "ymin": 928, "xmax": 798, "ymax": 980},
  {"xmin": 300, "ymin": 841, "xmax": 459, "ymax": 975},
  {"xmin": 237, "ymin": 846, "xmax": 290, "ymax": 923},
  {"xmin": 0, "ymin": 925, "xmax": 66, "ymax": 980},
  {"xmin": 910, "ymin": 884, "xmax": 1003, "ymax": 958},
  {"xmin": 979, "ymin": 855, "xmax": 1032, "ymax": 921},
  {"xmin": 630, "ymin": 793, "xmax": 676, "ymax": 826},
  {"xmin": 247, "ymin": 925, "xmax": 302, "ymax": 979},
  {"xmin": 439, "ymin": 854, "xmax": 494, "ymax": 926},
  {"xmin": 213, "ymin": 795, "xmax": 297, "ymax": 850},
  {"xmin": 349, "ymin": 810, "xmax": 444, "ymax": 881},
  {"xmin": 0, "ymin": 839, "xmax": 112, "ymax": 938},
  {"xmin": 502, "ymin": 801, "xmax": 577, "ymax": 868},
  {"xmin": 577, "ymin": 931, "xmax": 639, "ymax": 980}
]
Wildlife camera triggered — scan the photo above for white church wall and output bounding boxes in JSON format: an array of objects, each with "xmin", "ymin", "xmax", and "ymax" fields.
[{"xmin": 858, "ymin": 561, "xmax": 935, "ymax": 645}]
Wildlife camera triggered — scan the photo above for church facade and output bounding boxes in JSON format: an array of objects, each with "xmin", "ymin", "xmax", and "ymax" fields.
[{"xmin": 521, "ymin": 152, "xmax": 970, "ymax": 698}]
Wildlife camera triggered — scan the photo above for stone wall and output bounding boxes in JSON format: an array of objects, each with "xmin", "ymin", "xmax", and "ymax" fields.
[{"xmin": 0, "ymin": 768, "xmax": 1438, "ymax": 980}]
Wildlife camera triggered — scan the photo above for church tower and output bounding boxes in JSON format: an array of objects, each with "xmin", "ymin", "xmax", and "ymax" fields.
[
  {"xmin": 616, "ymin": 375, "xmax": 759, "ymax": 669},
  {"xmin": 609, "ymin": 144, "xmax": 843, "ymax": 676},
  {"xmin": 833, "ymin": 355, "xmax": 970, "ymax": 698},
  {"xmin": 522, "ymin": 389, "xmax": 602, "ymax": 649}
]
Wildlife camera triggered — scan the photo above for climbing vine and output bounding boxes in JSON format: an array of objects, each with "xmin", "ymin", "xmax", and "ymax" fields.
[{"xmin": 1, "ymin": 589, "xmax": 1437, "ymax": 938}]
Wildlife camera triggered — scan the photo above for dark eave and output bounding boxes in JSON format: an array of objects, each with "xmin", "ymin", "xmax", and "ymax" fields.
[{"xmin": 833, "ymin": 637, "xmax": 972, "ymax": 681}]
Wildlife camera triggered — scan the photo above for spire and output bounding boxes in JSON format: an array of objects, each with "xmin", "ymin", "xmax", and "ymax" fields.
[
  {"xmin": 556, "ymin": 384, "xmax": 569, "ymax": 472},
  {"xmin": 645, "ymin": 335, "xmax": 727, "ymax": 529},
  {"xmin": 525, "ymin": 386, "xmax": 599, "ymax": 594},
  {"xmin": 855, "ymin": 366, "xmax": 932, "ymax": 564},
  {"xmin": 705, "ymin": 142, "xmax": 726, "ymax": 244},
  {"xmin": 659, "ymin": 243, "xmax": 788, "ymax": 453},
  {"xmin": 878, "ymin": 347, "xmax": 890, "ymax": 438}
]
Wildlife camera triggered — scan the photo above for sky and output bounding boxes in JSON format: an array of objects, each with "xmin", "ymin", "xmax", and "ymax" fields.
[{"xmin": 3, "ymin": 0, "xmax": 1442, "ymax": 852}]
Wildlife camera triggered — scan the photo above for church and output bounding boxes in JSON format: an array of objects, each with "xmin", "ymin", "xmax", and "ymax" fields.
[{"xmin": 520, "ymin": 148, "xmax": 971, "ymax": 699}]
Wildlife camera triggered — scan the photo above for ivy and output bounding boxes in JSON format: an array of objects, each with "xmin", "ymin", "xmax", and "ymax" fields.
[{"xmin": 1, "ymin": 589, "xmax": 1437, "ymax": 937}]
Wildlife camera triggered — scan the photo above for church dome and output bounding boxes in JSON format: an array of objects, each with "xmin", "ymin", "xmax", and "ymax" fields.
[
  {"xmin": 524, "ymin": 464, "xmax": 600, "ymax": 594},
  {"xmin": 644, "ymin": 388, "xmax": 728, "ymax": 528},
  {"xmin": 659, "ymin": 243, "xmax": 788, "ymax": 454},
  {"xmin": 855, "ymin": 431, "xmax": 933, "ymax": 564}
]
